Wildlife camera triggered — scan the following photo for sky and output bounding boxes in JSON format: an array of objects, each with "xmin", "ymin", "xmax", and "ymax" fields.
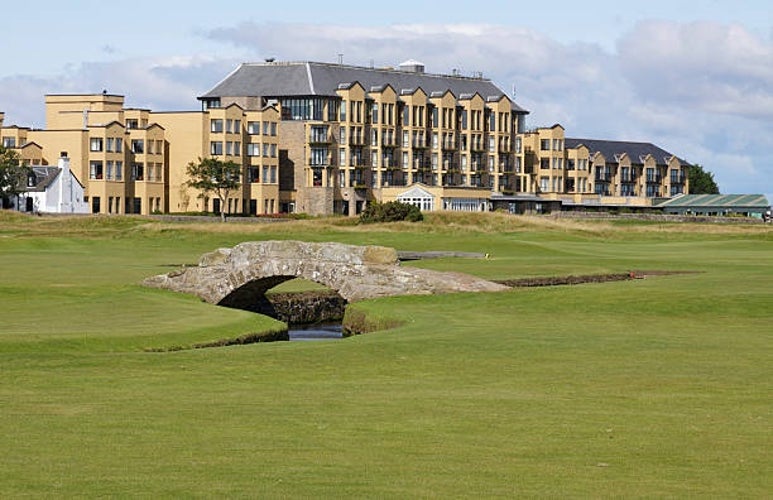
[{"xmin": 2, "ymin": 0, "xmax": 771, "ymax": 197}]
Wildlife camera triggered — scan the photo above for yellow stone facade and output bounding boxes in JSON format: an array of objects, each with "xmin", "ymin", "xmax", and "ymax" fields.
[{"xmin": 0, "ymin": 61, "xmax": 692, "ymax": 216}]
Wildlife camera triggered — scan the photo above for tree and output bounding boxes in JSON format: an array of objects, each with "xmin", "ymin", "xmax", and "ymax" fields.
[
  {"xmin": 687, "ymin": 164, "xmax": 720, "ymax": 195},
  {"xmin": 0, "ymin": 146, "xmax": 29, "ymax": 210},
  {"xmin": 185, "ymin": 157, "xmax": 242, "ymax": 222}
]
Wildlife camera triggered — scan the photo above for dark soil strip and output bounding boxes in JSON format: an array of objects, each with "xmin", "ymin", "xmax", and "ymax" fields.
[{"xmin": 494, "ymin": 270, "xmax": 700, "ymax": 288}]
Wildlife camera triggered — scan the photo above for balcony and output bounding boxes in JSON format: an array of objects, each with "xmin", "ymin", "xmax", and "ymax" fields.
[
  {"xmin": 646, "ymin": 175, "xmax": 663, "ymax": 184},
  {"xmin": 412, "ymin": 137, "xmax": 428, "ymax": 148},
  {"xmin": 442, "ymin": 138, "xmax": 457, "ymax": 150},
  {"xmin": 308, "ymin": 132, "xmax": 333, "ymax": 144},
  {"xmin": 350, "ymin": 134, "xmax": 366, "ymax": 146},
  {"xmin": 670, "ymin": 174, "xmax": 686, "ymax": 184}
]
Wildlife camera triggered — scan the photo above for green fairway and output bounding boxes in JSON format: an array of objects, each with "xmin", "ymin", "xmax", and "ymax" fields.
[{"xmin": 0, "ymin": 212, "xmax": 771, "ymax": 497}]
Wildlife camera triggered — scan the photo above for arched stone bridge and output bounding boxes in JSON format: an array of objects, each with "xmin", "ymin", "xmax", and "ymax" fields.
[{"xmin": 143, "ymin": 240, "xmax": 508, "ymax": 308}]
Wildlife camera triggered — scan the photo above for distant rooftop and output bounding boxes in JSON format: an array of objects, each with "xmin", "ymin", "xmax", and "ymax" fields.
[
  {"xmin": 565, "ymin": 138, "xmax": 687, "ymax": 167},
  {"xmin": 656, "ymin": 194, "xmax": 770, "ymax": 209},
  {"xmin": 200, "ymin": 61, "xmax": 528, "ymax": 113}
]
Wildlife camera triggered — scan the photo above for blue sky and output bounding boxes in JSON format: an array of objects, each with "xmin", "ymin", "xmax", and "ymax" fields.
[{"xmin": 2, "ymin": 0, "xmax": 771, "ymax": 197}]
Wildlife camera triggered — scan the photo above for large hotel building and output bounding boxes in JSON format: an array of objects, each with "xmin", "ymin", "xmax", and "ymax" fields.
[{"xmin": 1, "ymin": 60, "xmax": 689, "ymax": 215}]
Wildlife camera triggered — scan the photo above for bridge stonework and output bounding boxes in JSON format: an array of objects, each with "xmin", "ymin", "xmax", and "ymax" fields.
[{"xmin": 143, "ymin": 240, "xmax": 508, "ymax": 306}]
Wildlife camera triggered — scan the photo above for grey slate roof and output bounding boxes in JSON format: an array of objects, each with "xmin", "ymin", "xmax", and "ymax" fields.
[
  {"xmin": 23, "ymin": 167, "xmax": 60, "ymax": 192},
  {"xmin": 565, "ymin": 138, "xmax": 686, "ymax": 167},
  {"xmin": 200, "ymin": 61, "xmax": 529, "ymax": 113}
]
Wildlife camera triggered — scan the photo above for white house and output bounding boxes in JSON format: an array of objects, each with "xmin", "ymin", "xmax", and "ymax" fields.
[{"xmin": 17, "ymin": 152, "xmax": 89, "ymax": 214}]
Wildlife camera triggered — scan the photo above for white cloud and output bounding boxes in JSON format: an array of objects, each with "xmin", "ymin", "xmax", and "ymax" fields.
[
  {"xmin": 2, "ymin": 20, "xmax": 771, "ymax": 195},
  {"xmin": 617, "ymin": 21, "xmax": 773, "ymax": 121}
]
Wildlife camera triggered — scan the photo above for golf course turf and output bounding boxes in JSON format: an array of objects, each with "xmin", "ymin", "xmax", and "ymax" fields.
[{"xmin": 1, "ymin": 212, "xmax": 770, "ymax": 497}]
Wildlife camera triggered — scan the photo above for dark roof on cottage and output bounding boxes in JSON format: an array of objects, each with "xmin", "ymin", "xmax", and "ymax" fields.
[
  {"xmin": 23, "ymin": 167, "xmax": 60, "ymax": 192},
  {"xmin": 565, "ymin": 138, "xmax": 686, "ymax": 167},
  {"xmin": 200, "ymin": 61, "xmax": 529, "ymax": 113}
]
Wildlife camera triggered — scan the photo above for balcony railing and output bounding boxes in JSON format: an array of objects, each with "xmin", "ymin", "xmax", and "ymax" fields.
[{"xmin": 308, "ymin": 133, "xmax": 333, "ymax": 144}]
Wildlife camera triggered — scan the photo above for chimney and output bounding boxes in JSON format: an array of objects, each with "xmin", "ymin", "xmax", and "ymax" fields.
[{"xmin": 58, "ymin": 151, "xmax": 73, "ymax": 213}]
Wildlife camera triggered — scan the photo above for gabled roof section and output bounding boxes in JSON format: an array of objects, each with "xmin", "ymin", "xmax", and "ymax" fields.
[
  {"xmin": 397, "ymin": 185, "xmax": 434, "ymax": 199},
  {"xmin": 199, "ymin": 61, "xmax": 529, "ymax": 113},
  {"xmin": 565, "ymin": 138, "xmax": 685, "ymax": 167}
]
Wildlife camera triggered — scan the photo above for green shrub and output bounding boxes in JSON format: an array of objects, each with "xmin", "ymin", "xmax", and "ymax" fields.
[{"xmin": 358, "ymin": 201, "xmax": 423, "ymax": 224}]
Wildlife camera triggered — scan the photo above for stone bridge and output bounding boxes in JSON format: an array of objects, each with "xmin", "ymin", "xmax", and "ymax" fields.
[{"xmin": 143, "ymin": 240, "xmax": 508, "ymax": 310}]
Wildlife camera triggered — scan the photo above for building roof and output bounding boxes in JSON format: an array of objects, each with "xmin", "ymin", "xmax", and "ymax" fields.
[
  {"xmin": 565, "ymin": 138, "xmax": 685, "ymax": 167},
  {"xmin": 24, "ymin": 166, "xmax": 61, "ymax": 192},
  {"xmin": 655, "ymin": 194, "xmax": 770, "ymax": 209},
  {"xmin": 200, "ymin": 61, "xmax": 529, "ymax": 113}
]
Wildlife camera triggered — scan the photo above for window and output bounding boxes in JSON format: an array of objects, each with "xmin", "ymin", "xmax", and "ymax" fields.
[
  {"xmin": 226, "ymin": 141, "xmax": 234, "ymax": 156},
  {"xmin": 115, "ymin": 161, "xmax": 123, "ymax": 180},
  {"xmin": 339, "ymin": 148, "xmax": 346, "ymax": 166},
  {"xmin": 372, "ymin": 103, "xmax": 379, "ymax": 124},
  {"xmin": 540, "ymin": 158, "xmax": 550, "ymax": 170},
  {"xmin": 210, "ymin": 141, "xmax": 223, "ymax": 155},
  {"xmin": 248, "ymin": 166, "xmax": 259, "ymax": 183},
  {"xmin": 263, "ymin": 144, "xmax": 270, "ymax": 157},
  {"xmin": 247, "ymin": 143, "xmax": 260, "ymax": 157},
  {"xmin": 270, "ymin": 144, "xmax": 276, "ymax": 157},
  {"xmin": 432, "ymin": 107, "xmax": 439, "ymax": 128},
  {"xmin": 226, "ymin": 119, "xmax": 234, "ymax": 133},
  {"xmin": 234, "ymin": 141, "xmax": 241, "ymax": 156},
  {"xmin": 340, "ymin": 101, "xmax": 347, "ymax": 121},
  {"xmin": 488, "ymin": 136, "xmax": 495, "ymax": 152},
  {"xmin": 115, "ymin": 138, "xmax": 123, "ymax": 153},
  {"xmin": 310, "ymin": 147, "xmax": 327, "ymax": 166},
  {"xmin": 271, "ymin": 122, "xmax": 277, "ymax": 136},
  {"xmin": 247, "ymin": 121, "xmax": 260, "ymax": 134},
  {"xmin": 270, "ymin": 166, "xmax": 277, "ymax": 184},
  {"xmin": 204, "ymin": 99, "xmax": 220, "ymax": 109},
  {"xmin": 540, "ymin": 139, "xmax": 550, "ymax": 151},
  {"xmin": 106, "ymin": 137, "xmax": 115, "ymax": 152},
  {"xmin": 131, "ymin": 139, "xmax": 144, "ymax": 154},
  {"xmin": 461, "ymin": 110, "xmax": 468, "ymax": 130},
  {"xmin": 2, "ymin": 137, "xmax": 15, "ymax": 148},
  {"xmin": 89, "ymin": 161, "xmax": 104, "ymax": 180},
  {"xmin": 210, "ymin": 119, "xmax": 223, "ymax": 133},
  {"xmin": 132, "ymin": 162, "xmax": 144, "ymax": 181},
  {"xmin": 126, "ymin": 119, "xmax": 138, "ymax": 130},
  {"xmin": 339, "ymin": 127, "xmax": 346, "ymax": 144},
  {"xmin": 540, "ymin": 177, "xmax": 549, "ymax": 192},
  {"xmin": 106, "ymin": 161, "xmax": 114, "ymax": 180},
  {"xmin": 90, "ymin": 137, "xmax": 103, "ymax": 152}
]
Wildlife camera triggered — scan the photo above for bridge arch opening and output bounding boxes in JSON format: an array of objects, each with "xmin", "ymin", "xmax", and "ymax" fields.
[{"xmin": 218, "ymin": 277, "xmax": 348, "ymax": 324}]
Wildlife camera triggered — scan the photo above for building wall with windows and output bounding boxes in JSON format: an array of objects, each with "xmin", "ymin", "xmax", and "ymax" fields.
[
  {"xmin": 151, "ymin": 103, "xmax": 280, "ymax": 215},
  {"xmin": 2, "ymin": 61, "xmax": 694, "ymax": 217},
  {"xmin": 200, "ymin": 60, "xmax": 530, "ymax": 216},
  {"xmin": 26, "ymin": 94, "xmax": 166, "ymax": 215}
]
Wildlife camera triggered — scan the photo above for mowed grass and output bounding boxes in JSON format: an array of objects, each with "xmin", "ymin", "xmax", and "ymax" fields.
[{"xmin": 0, "ymin": 212, "xmax": 771, "ymax": 497}]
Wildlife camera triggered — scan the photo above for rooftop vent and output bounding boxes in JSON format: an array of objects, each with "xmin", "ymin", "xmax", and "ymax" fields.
[{"xmin": 398, "ymin": 59, "xmax": 425, "ymax": 73}]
